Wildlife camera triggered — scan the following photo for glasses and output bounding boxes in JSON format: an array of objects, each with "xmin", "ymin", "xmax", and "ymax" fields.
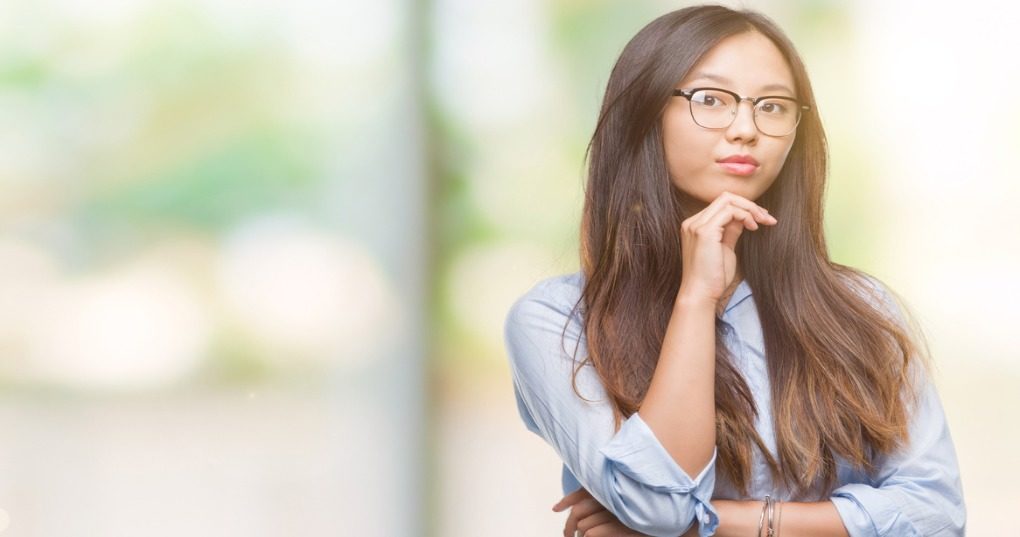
[{"xmin": 672, "ymin": 87, "xmax": 811, "ymax": 137}]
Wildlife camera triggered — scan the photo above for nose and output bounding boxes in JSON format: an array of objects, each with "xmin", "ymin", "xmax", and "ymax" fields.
[{"xmin": 725, "ymin": 98, "xmax": 758, "ymax": 143}]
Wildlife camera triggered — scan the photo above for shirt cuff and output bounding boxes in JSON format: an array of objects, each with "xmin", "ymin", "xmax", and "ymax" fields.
[
  {"xmin": 831, "ymin": 483, "xmax": 921, "ymax": 537},
  {"xmin": 598, "ymin": 411, "xmax": 720, "ymax": 534}
]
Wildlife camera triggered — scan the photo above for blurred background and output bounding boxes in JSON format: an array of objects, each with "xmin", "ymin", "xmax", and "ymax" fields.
[{"xmin": 0, "ymin": 0, "xmax": 1016, "ymax": 535}]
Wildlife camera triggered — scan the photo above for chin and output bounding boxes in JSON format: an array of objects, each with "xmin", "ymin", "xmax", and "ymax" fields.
[
  {"xmin": 675, "ymin": 181, "xmax": 758, "ymax": 207},
  {"xmin": 708, "ymin": 185, "xmax": 750, "ymax": 200}
]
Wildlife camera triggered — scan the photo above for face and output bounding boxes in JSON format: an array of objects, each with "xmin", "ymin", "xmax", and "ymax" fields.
[{"xmin": 662, "ymin": 30, "xmax": 798, "ymax": 212}]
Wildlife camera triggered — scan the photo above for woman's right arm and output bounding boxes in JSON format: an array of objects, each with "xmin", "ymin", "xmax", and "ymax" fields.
[
  {"xmin": 641, "ymin": 191, "xmax": 776, "ymax": 478},
  {"xmin": 506, "ymin": 193, "xmax": 774, "ymax": 536},
  {"xmin": 505, "ymin": 284, "xmax": 719, "ymax": 537},
  {"xmin": 638, "ymin": 292, "xmax": 719, "ymax": 480}
]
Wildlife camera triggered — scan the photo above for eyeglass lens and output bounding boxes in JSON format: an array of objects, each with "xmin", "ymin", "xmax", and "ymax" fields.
[{"xmin": 688, "ymin": 89, "xmax": 800, "ymax": 136}]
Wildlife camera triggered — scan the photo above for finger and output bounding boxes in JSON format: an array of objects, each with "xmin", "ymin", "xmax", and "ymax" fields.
[
  {"xmin": 553, "ymin": 487, "xmax": 591, "ymax": 512},
  {"xmin": 580, "ymin": 521, "xmax": 642, "ymax": 537},
  {"xmin": 687, "ymin": 199, "xmax": 771, "ymax": 238},
  {"xmin": 572, "ymin": 498, "xmax": 604, "ymax": 519},
  {"xmin": 728, "ymin": 206, "xmax": 759, "ymax": 231},
  {"xmin": 563, "ymin": 499, "xmax": 603, "ymax": 537},
  {"xmin": 692, "ymin": 206, "xmax": 756, "ymax": 244},
  {"xmin": 705, "ymin": 198, "xmax": 774, "ymax": 230},
  {"xmin": 576, "ymin": 511, "xmax": 616, "ymax": 533},
  {"xmin": 715, "ymin": 191, "xmax": 774, "ymax": 223},
  {"xmin": 683, "ymin": 191, "xmax": 734, "ymax": 230},
  {"xmin": 687, "ymin": 191, "xmax": 775, "ymax": 230},
  {"xmin": 720, "ymin": 210, "xmax": 751, "ymax": 251}
]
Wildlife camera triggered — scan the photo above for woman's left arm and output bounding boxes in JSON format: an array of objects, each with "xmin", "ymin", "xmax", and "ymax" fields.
[
  {"xmin": 716, "ymin": 374, "xmax": 967, "ymax": 537},
  {"xmin": 709, "ymin": 499, "xmax": 847, "ymax": 537},
  {"xmin": 716, "ymin": 315, "xmax": 965, "ymax": 535},
  {"xmin": 827, "ymin": 374, "xmax": 966, "ymax": 537},
  {"xmin": 560, "ymin": 492, "xmax": 849, "ymax": 537}
]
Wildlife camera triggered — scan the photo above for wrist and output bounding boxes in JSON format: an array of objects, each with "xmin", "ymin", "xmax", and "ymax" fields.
[
  {"xmin": 674, "ymin": 290, "xmax": 718, "ymax": 312},
  {"xmin": 713, "ymin": 500, "xmax": 764, "ymax": 537}
]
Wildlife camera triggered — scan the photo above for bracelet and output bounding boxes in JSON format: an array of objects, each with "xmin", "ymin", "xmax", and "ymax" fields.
[
  {"xmin": 766, "ymin": 495, "xmax": 775, "ymax": 537},
  {"xmin": 756, "ymin": 495, "xmax": 769, "ymax": 537}
]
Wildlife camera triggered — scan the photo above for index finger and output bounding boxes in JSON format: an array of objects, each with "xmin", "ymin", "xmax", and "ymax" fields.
[
  {"xmin": 718, "ymin": 190, "xmax": 770, "ymax": 214},
  {"xmin": 691, "ymin": 190, "xmax": 772, "ymax": 227},
  {"xmin": 552, "ymin": 487, "xmax": 592, "ymax": 512}
]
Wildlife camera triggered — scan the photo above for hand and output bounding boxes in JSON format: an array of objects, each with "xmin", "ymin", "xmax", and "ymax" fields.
[
  {"xmin": 552, "ymin": 487, "xmax": 650, "ymax": 536},
  {"xmin": 677, "ymin": 191, "xmax": 777, "ymax": 304}
]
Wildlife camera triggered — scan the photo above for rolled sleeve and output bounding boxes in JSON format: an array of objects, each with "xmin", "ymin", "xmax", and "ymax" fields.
[
  {"xmin": 600, "ymin": 412, "xmax": 720, "ymax": 535},
  {"xmin": 829, "ymin": 377, "xmax": 966, "ymax": 536},
  {"xmin": 505, "ymin": 278, "xmax": 719, "ymax": 537}
]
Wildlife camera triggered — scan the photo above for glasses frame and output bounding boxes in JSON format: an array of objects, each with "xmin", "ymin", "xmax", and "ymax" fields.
[{"xmin": 671, "ymin": 86, "xmax": 811, "ymax": 137}]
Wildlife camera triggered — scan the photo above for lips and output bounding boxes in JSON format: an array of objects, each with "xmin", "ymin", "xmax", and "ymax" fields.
[
  {"xmin": 717, "ymin": 155, "xmax": 760, "ymax": 166},
  {"xmin": 716, "ymin": 154, "xmax": 760, "ymax": 176}
]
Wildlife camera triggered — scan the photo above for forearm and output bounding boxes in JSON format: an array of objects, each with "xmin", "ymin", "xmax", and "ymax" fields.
[
  {"xmin": 637, "ymin": 292, "xmax": 717, "ymax": 478},
  {"xmin": 714, "ymin": 499, "xmax": 849, "ymax": 537}
]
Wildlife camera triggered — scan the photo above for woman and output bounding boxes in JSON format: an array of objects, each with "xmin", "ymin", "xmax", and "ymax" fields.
[{"xmin": 503, "ymin": 5, "xmax": 965, "ymax": 537}]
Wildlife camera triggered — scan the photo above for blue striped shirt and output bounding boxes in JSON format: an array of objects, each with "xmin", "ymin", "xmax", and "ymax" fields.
[{"xmin": 503, "ymin": 271, "xmax": 965, "ymax": 536}]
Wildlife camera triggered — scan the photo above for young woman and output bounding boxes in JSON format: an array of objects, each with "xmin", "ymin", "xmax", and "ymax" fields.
[{"xmin": 503, "ymin": 5, "xmax": 965, "ymax": 537}]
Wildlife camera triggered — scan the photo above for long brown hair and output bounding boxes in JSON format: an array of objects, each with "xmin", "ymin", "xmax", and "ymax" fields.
[{"xmin": 567, "ymin": 4, "xmax": 932, "ymax": 500}]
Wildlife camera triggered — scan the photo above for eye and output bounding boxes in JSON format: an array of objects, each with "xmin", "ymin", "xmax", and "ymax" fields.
[
  {"xmin": 691, "ymin": 89, "xmax": 731, "ymax": 108},
  {"xmin": 758, "ymin": 100, "xmax": 790, "ymax": 115}
]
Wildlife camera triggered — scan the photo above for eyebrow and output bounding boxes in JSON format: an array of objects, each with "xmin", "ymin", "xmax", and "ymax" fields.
[{"xmin": 688, "ymin": 72, "xmax": 795, "ymax": 95}]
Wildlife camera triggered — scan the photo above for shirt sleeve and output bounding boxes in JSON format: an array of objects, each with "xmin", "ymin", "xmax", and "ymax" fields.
[
  {"xmin": 829, "ymin": 374, "xmax": 966, "ymax": 536},
  {"xmin": 504, "ymin": 280, "xmax": 720, "ymax": 537},
  {"xmin": 830, "ymin": 275, "xmax": 967, "ymax": 536}
]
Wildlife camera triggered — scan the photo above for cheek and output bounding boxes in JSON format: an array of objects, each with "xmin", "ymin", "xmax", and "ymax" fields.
[
  {"xmin": 779, "ymin": 140, "xmax": 795, "ymax": 163},
  {"xmin": 664, "ymin": 129, "xmax": 711, "ymax": 178},
  {"xmin": 661, "ymin": 111, "xmax": 706, "ymax": 170},
  {"xmin": 763, "ymin": 139, "xmax": 795, "ymax": 173}
]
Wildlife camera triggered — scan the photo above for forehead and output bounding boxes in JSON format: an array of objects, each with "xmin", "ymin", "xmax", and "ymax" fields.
[{"xmin": 680, "ymin": 31, "xmax": 796, "ymax": 95}]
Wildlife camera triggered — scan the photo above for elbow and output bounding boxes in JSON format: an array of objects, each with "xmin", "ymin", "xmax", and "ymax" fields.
[
  {"xmin": 611, "ymin": 495, "xmax": 702, "ymax": 537},
  {"xmin": 600, "ymin": 475, "xmax": 709, "ymax": 537},
  {"xmin": 911, "ymin": 499, "xmax": 966, "ymax": 537},
  {"xmin": 939, "ymin": 494, "xmax": 967, "ymax": 536},
  {"xmin": 907, "ymin": 477, "xmax": 967, "ymax": 536},
  {"xmin": 595, "ymin": 419, "xmax": 720, "ymax": 535},
  {"xmin": 832, "ymin": 479, "xmax": 967, "ymax": 537}
]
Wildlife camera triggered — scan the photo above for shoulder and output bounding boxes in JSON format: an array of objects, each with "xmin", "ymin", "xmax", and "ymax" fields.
[
  {"xmin": 834, "ymin": 266, "xmax": 931, "ymax": 382},
  {"xmin": 833, "ymin": 267, "xmax": 903, "ymax": 323},
  {"xmin": 503, "ymin": 271, "xmax": 587, "ymax": 363},
  {"xmin": 505, "ymin": 271, "xmax": 586, "ymax": 328},
  {"xmin": 834, "ymin": 266, "xmax": 888, "ymax": 298},
  {"xmin": 504, "ymin": 271, "xmax": 607, "ymax": 401}
]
